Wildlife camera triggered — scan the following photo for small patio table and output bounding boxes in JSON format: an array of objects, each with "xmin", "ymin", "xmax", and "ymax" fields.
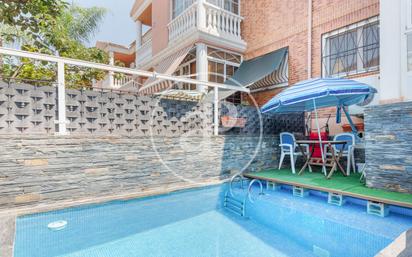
[{"xmin": 295, "ymin": 140, "xmax": 347, "ymax": 179}]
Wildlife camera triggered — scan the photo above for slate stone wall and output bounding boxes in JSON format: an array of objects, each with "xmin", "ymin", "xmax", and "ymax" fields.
[
  {"xmin": 0, "ymin": 135, "xmax": 278, "ymax": 211},
  {"xmin": 364, "ymin": 101, "xmax": 412, "ymax": 193}
]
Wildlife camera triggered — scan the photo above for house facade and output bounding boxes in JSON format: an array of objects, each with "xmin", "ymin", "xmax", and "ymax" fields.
[
  {"xmin": 100, "ymin": 0, "xmax": 412, "ymax": 133},
  {"xmin": 129, "ymin": 0, "xmax": 246, "ymax": 101}
]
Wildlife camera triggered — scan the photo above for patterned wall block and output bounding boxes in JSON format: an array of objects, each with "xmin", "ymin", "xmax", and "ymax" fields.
[{"xmin": 0, "ymin": 83, "xmax": 303, "ymax": 137}]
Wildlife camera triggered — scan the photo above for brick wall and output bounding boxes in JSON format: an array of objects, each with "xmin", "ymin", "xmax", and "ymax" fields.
[
  {"xmin": 364, "ymin": 102, "xmax": 412, "ymax": 193},
  {"xmin": 241, "ymin": 0, "xmax": 379, "ymax": 106}
]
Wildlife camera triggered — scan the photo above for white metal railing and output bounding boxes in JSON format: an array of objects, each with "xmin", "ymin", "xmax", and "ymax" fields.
[
  {"xmin": 114, "ymin": 75, "xmax": 134, "ymax": 88},
  {"xmin": 95, "ymin": 74, "xmax": 134, "ymax": 89},
  {"xmin": 168, "ymin": 3, "xmax": 198, "ymax": 42},
  {"xmin": 204, "ymin": 2, "xmax": 242, "ymax": 39},
  {"xmin": 0, "ymin": 47, "xmax": 249, "ymax": 136},
  {"xmin": 137, "ymin": 29, "xmax": 152, "ymax": 66},
  {"xmin": 141, "ymin": 28, "xmax": 152, "ymax": 45},
  {"xmin": 168, "ymin": 1, "xmax": 243, "ymax": 43}
]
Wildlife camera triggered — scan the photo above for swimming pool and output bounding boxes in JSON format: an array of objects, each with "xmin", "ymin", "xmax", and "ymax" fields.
[{"xmin": 14, "ymin": 183, "xmax": 412, "ymax": 257}]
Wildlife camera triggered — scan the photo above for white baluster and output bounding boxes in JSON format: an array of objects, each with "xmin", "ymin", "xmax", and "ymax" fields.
[
  {"xmin": 224, "ymin": 13, "xmax": 228, "ymax": 34},
  {"xmin": 217, "ymin": 10, "xmax": 221, "ymax": 32},
  {"xmin": 213, "ymin": 10, "xmax": 217, "ymax": 31},
  {"xmin": 237, "ymin": 18, "xmax": 241, "ymax": 37}
]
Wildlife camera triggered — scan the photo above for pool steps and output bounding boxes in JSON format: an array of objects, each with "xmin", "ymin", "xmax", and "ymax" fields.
[
  {"xmin": 224, "ymin": 192, "xmax": 246, "ymax": 217},
  {"xmin": 328, "ymin": 192, "xmax": 346, "ymax": 206},
  {"xmin": 293, "ymin": 186, "xmax": 309, "ymax": 197},
  {"xmin": 367, "ymin": 201, "xmax": 389, "ymax": 217},
  {"xmin": 266, "ymin": 181, "xmax": 281, "ymax": 191}
]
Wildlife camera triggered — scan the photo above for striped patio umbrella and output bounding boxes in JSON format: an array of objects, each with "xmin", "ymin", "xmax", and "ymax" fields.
[
  {"xmin": 261, "ymin": 77, "xmax": 377, "ymax": 172},
  {"xmin": 261, "ymin": 78, "xmax": 377, "ymax": 114}
]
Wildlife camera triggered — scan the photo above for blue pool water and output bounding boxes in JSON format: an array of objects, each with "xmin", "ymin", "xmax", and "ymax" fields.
[{"xmin": 14, "ymin": 184, "xmax": 412, "ymax": 257}]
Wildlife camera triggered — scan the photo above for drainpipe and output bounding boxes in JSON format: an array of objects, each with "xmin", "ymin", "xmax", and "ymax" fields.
[
  {"xmin": 306, "ymin": 0, "xmax": 313, "ymax": 137},
  {"xmin": 307, "ymin": 0, "xmax": 312, "ymax": 79}
]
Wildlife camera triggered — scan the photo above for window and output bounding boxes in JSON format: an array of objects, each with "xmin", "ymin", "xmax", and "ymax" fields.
[
  {"xmin": 207, "ymin": 47, "xmax": 240, "ymax": 84},
  {"xmin": 172, "ymin": 0, "xmax": 196, "ymax": 19},
  {"xmin": 408, "ymin": 34, "xmax": 412, "ymax": 72},
  {"xmin": 207, "ymin": 47, "xmax": 241, "ymax": 63},
  {"xmin": 322, "ymin": 18, "xmax": 379, "ymax": 77},
  {"xmin": 207, "ymin": 0, "xmax": 239, "ymax": 15},
  {"xmin": 172, "ymin": 49, "xmax": 197, "ymax": 90},
  {"xmin": 207, "ymin": 46, "xmax": 241, "ymax": 103}
]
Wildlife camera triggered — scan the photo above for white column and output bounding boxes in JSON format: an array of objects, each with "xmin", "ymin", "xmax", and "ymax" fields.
[
  {"xmin": 379, "ymin": 0, "xmax": 403, "ymax": 103},
  {"xmin": 197, "ymin": 0, "xmax": 206, "ymax": 31},
  {"xmin": 136, "ymin": 20, "xmax": 143, "ymax": 48},
  {"xmin": 196, "ymin": 43, "xmax": 208, "ymax": 92},
  {"xmin": 57, "ymin": 61, "xmax": 67, "ymax": 135},
  {"xmin": 109, "ymin": 51, "xmax": 114, "ymax": 88}
]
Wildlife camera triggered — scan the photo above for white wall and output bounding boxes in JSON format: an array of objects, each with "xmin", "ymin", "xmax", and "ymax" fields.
[
  {"xmin": 379, "ymin": 0, "xmax": 412, "ymax": 103},
  {"xmin": 349, "ymin": 74, "xmax": 380, "ymax": 115}
]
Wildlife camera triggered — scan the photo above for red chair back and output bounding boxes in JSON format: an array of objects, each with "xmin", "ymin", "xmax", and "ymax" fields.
[{"xmin": 309, "ymin": 132, "xmax": 328, "ymax": 158}]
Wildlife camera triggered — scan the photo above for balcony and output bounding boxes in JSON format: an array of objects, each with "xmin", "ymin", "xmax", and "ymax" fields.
[
  {"xmin": 95, "ymin": 74, "xmax": 139, "ymax": 90},
  {"xmin": 167, "ymin": 1, "xmax": 245, "ymax": 51},
  {"xmin": 136, "ymin": 28, "xmax": 152, "ymax": 67}
]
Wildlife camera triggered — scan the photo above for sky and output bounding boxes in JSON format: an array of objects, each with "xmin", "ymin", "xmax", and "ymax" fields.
[{"xmin": 73, "ymin": 0, "xmax": 136, "ymax": 47}]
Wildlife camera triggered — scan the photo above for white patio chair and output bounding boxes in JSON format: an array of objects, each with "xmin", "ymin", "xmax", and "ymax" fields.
[
  {"xmin": 279, "ymin": 132, "xmax": 310, "ymax": 174},
  {"xmin": 324, "ymin": 133, "xmax": 356, "ymax": 175}
]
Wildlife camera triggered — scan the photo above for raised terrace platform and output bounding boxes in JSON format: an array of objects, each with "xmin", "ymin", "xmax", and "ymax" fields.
[{"xmin": 244, "ymin": 169, "xmax": 412, "ymax": 209}]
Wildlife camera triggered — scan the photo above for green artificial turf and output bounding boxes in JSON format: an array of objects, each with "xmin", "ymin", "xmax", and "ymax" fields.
[{"xmin": 245, "ymin": 169, "xmax": 412, "ymax": 206}]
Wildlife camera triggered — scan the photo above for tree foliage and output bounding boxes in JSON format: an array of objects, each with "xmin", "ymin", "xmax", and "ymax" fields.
[
  {"xmin": 0, "ymin": 1, "xmax": 111, "ymax": 89},
  {"xmin": 0, "ymin": 0, "xmax": 67, "ymax": 46}
]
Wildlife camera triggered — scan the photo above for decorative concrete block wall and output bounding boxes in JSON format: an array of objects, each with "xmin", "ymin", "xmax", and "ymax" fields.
[
  {"xmin": 220, "ymin": 103, "xmax": 305, "ymax": 135},
  {"xmin": 0, "ymin": 82, "xmax": 213, "ymax": 136},
  {"xmin": 0, "ymin": 135, "xmax": 278, "ymax": 210},
  {"xmin": 364, "ymin": 101, "xmax": 412, "ymax": 193},
  {"xmin": 0, "ymin": 82, "xmax": 304, "ymax": 136},
  {"xmin": 0, "ymin": 82, "xmax": 56, "ymax": 134}
]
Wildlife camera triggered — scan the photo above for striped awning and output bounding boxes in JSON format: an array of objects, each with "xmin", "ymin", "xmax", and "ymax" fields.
[
  {"xmin": 225, "ymin": 47, "xmax": 288, "ymax": 91},
  {"xmin": 140, "ymin": 45, "xmax": 194, "ymax": 95},
  {"xmin": 154, "ymin": 89, "xmax": 203, "ymax": 101}
]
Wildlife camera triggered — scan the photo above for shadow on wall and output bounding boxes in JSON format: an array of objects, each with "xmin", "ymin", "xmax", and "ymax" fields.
[{"xmin": 219, "ymin": 102, "xmax": 305, "ymax": 177}]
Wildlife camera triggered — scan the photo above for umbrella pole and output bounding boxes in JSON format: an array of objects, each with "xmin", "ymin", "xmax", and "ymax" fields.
[{"xmin": 313, "ymin": 99, "xmax": 327, "ymax": 176}]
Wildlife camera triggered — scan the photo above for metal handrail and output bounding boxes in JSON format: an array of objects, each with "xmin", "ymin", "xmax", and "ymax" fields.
[
  {"xmin": 247, "ymin": 179, "xmax": 264, "ymax": 203},
  {"xmin": 229, "ymin": 173, "xmax": 245, "ymax": 197}
]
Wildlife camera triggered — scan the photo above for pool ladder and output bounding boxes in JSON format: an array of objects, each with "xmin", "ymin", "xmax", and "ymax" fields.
[{"xmin": 223, "ymin": 174, "xmax": 264, "ymax": 217}]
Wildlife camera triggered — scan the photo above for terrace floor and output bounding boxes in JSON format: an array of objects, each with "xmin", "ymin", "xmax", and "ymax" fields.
[{"xmin": 244, "ymin": 169, "xmax": 412, "ymax": 208}]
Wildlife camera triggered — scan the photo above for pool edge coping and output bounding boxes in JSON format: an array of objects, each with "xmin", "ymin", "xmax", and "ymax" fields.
[
  {"xmin": 376, "ymin": 228, "xmax": 412, "ymax": 257},
  {"xmin": 0, "ymin": 214, "xmax": 16, "ymax": 257},
  {"xmin": 244, "ymin": 173, "xmax": 412, "ymax": 209}
]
